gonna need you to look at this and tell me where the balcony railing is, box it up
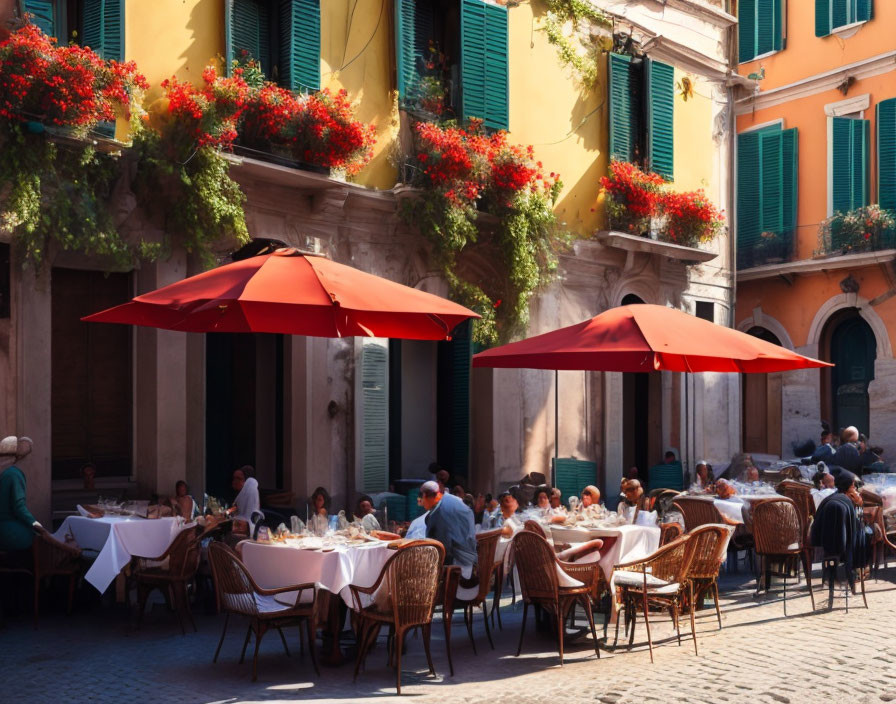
[737,230,794,270]
[818,206,896,256]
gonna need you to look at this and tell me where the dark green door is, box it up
[831,316,876,436]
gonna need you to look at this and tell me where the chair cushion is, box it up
[555,564,584,588]
[614,570,680,595]
[456,584,481,601]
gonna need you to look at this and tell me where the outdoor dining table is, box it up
[52,515,192,593]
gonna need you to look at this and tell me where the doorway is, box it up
[741,326,783,455]
[827,314,876,436]
[51,268,132,479]
[205,333,284,501]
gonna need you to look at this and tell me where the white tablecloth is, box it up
[53,516,191,593]
[549,524,661,581]
[241,540,393,607]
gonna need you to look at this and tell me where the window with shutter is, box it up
[23,0,57,37]
[395,0,437,105]
[280,0,320,92]
[360,341,389,493]
[830,116,869,214]
[817,0,873,36]
[878,98,896,212]
[647,60,674,180]
[460,0,508,130]
[225,1,320,92]
[737,127,799,268]
[81,0,123,61]
[739,0,782,62]
[608,53,643,163]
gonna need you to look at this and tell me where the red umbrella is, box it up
[83,248,478,340]
[473,304,831,466]
[473,304,829,373]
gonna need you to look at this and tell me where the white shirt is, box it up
[233,477,260,530]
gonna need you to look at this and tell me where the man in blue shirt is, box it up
[420,480,477,576]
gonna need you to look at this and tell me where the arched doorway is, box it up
[742,326,783,456]
[824,312,876,436]
[620,295,660,480]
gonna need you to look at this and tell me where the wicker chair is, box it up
[523,519,548,539]
[613,534,696,663]
[135,525,202,634]
[32,531,83,627]
[683,524,730,630]
[511,529,600,666]
[672,497,724,531]
[650,489,683,519]
[208,542,318,682]
[351,539,444,695]
[752,497,815,615]
[860,504,896,574]
[442,529,501,675]
[659,522,683,546]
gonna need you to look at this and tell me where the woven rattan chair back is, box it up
[659,522,683,546]
[34,532,81,577]
[650,535,694,584]
[672,497,724,532]
[686,524,730,580]
[162,527,202,579]
[860,489,883,507]
[208,542,260,617]
[471,529,501,603]
[523,520,548,539]
[752,497,801,555]
[382,540,444,629]
[512,530,558,602]
[777,480,815,520]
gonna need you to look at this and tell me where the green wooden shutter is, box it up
[395,0,435,104]
[878,98,896,212]
[361,342,388,493]
[280,0,320,92]
[856,0,872,22]
[609,53,635,162]
[737,131,762,265]
[851,118,869,209]
[773,0,783,51]
[226,0,269,75]
[647,59,674,180]
[759,130,784,235]
[460,0,508,130]
[781,128,799,236]
[24,0,56,36]
[816,0,831,36]
[447,321,471,477]
[756,0,776,56]
[832,0,849,28]
[738,0,756,62]
[82,0,123,60]
[832,117,869,213]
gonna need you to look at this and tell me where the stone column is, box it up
[869,358,896,462]
[781,343,822,457]
[603,371,624,500]
[17,266,52,525]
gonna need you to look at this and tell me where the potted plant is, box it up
[599,160,665,237]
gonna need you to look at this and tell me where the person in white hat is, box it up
[0,436,45,552]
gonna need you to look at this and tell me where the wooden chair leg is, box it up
[443,606,454,676]
[239,624,252,664]
[277,626,291,657]
[481,601,494,650]
[556,600,566,666]
[713,581,723,629]
[353,620,371,682]
[395,628,404,695]
[251,624,266,682]
[422,623,436,677]
[306,617,320,676]
[860,568,868,609]
[213,613,229,663]
[181,583,197,632]
[67,574,76,615]
[583,597,600,659]
[516,601,528,656]
[33,575,40,630]
[642,591,654,664]
[688,583,698,656]
[463,604,477,655]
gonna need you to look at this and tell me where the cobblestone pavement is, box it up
[4,567,896,704]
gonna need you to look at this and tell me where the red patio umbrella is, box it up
[83,248,478,340]
[472,303,831,466]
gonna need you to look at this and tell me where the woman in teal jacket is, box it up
[0,436,42,551]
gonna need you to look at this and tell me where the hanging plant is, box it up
[402,119,564,345]
[0,24,147,266]
[542,0,612,89]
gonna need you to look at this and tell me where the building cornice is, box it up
[663,0,737,27]
[737,250,896,282]
[735,50,896,115]
[595,230,718,268]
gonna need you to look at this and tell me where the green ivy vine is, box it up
[0,123,135,267]
[542,0,612,89]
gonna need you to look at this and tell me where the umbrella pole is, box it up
[554,369,559,461]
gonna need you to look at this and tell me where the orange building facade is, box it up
[734,0,896,460]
